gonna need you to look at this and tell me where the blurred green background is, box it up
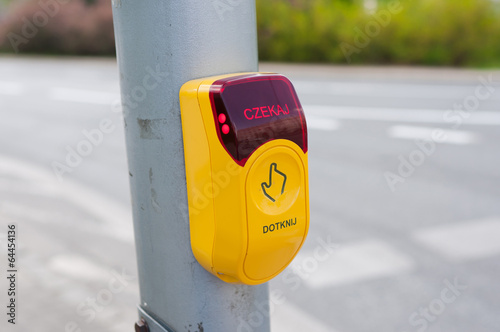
[0,0,499,67]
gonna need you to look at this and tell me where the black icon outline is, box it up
[261,163,287,202]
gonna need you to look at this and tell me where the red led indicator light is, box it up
[222,124,230,134]
[218,113,227,123]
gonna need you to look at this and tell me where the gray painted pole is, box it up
[111,1,270,331]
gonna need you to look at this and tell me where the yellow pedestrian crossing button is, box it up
[180,73,309,285]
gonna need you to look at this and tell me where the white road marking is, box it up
[296,240,415,289]
[272,302,337,332]
[49,87,119,105]
[0,155,133,243]
[0,81,24,95]
[295,81,500,100]
[306,115,340,131]
[48,254,111,281]
[413,218,500,262]
[387,125,479,145]
[305,105,500,126]
[0,201,54,224]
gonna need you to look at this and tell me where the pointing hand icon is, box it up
[261,163,287,202]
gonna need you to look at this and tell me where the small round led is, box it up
[222,124,230,134]
[218,113,226,124]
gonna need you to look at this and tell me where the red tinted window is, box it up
[209,74,307,166]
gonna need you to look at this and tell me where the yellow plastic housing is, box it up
[179,73,309,285]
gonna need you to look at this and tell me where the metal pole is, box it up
[111,1,269,331]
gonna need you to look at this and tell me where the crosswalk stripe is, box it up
[387,125,479,145]
[413,218,500,262]
[294,240,415,289]
[306,115,340,131]
[49,87,118,105]
[0,81,24,95]
[272,302,337,332]
[305,105,500,126]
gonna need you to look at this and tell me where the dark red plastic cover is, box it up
[209,73,307,166]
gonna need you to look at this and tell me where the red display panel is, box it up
[209,74,307,166]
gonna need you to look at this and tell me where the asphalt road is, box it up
[0,57,499,332]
